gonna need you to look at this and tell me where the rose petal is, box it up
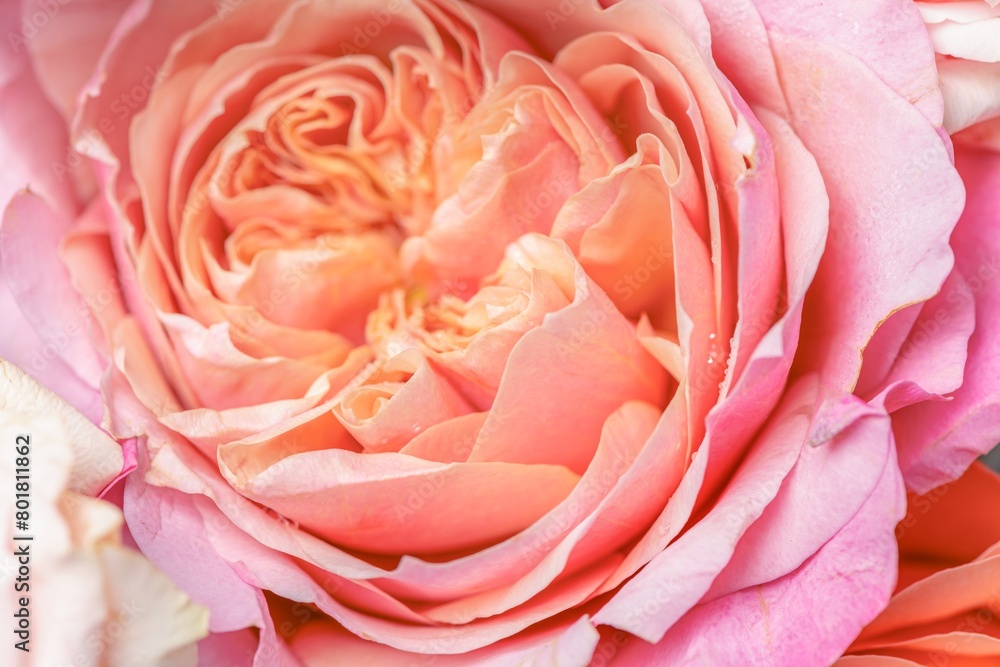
[288,615,601,666]
[938,57,1000,134]
[890,147,1000,492]
[750,0,944,125]
[772,31,962,395]
[219,444,579,555]
[466,235,667,474]
[0,272,104,424]
[705,397,895,601]
[22,0,133,122]
[0,360,121,494]
[333,349,474,453]
[895,463,1000,586]
[0,0,77,217]
[1,192,106,386]
[614,426,904,665]
[592,377,816,642]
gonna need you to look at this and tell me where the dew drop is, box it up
[380,437,389,446]
[706,332,724,368]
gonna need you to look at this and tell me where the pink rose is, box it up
[0,0,994,665]
[0,362,208,665]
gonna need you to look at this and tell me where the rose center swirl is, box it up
[155,4,739,559]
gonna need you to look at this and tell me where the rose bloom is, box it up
[2,0,999,665]
[836,463,1000,667]
[0,362,207,665]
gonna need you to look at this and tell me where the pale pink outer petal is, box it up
[0,1,77,219]
[0,360,120,495]
[938,57,1000,134]
[1,193,105,387]
[857,271,976,414]
[611,430,904,666]
[748,0,945,125]
[22,0,134,122]
[60,199,131,358]
[0,276,104,424]
[918,0,1000,63]
[697,0,785,114]
[890,146,1000,493]
[705,397,895,600]
[0,194,129,426]
[770,31,961,395]
[71,0,216,174]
